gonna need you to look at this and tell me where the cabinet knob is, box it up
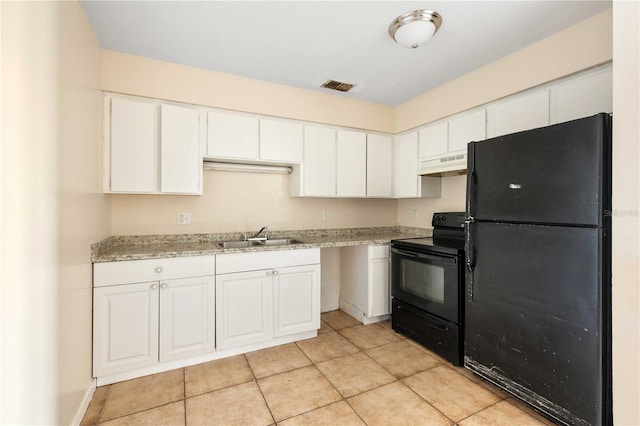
[266,271,272,276]
[150,283,158,289]
[273,270,279,276]
[155,267,163,273]
[160,283,168,289]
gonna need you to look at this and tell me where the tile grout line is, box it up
[92,385,111,425]
[247,353,277,425]
[182,368,187,425]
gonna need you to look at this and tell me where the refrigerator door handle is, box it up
[465,219,475,302]
[465,220,475,272]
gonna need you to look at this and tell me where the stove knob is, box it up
[441,216,446,222]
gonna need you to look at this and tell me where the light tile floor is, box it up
[82,310,558,426]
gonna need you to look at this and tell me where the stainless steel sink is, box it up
[261,238,304,246]
[220,240,262,249]
[219,238,304,249]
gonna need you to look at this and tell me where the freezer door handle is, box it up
[466,143,476,218]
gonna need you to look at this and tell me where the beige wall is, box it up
[395,9,613,133]
[1,1,109,424]
[102,50,394,133]
[111,170,396,235]
[612,2,640,424]
[2,2,59,422]
[396,9,613,229]
[57,2,110,424]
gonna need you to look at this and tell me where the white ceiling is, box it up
[80,1,611,106]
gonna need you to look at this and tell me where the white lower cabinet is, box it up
[93,256,215,378]
[93,281,160,376]
[159,276,215,362]
[216,249,321,350]
[215,270,274,350]
[273,265,321,337]
[339,244,390,324]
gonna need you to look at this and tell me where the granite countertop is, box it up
[91,226,432,263]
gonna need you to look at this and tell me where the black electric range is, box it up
[390,212,465,365]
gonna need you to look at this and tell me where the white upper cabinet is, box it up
[396,132,441,198]
[207,111,259,160]
[550,66,612,124]
[366,133,393,198]
[487,90,549,138]
[109,97,156,193]
[448,109,486,152]
[259,119,303,163]
[105,95,204,195]
[161,104,202,194]
[418,121,448,159]
[395,132,419,198]
[336,130,366,197]
[302,125,337,197]
[417,117,476,176]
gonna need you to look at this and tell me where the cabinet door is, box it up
[366,133,393,197]
[207,111,259,160]
[159,276,215,362]
[216,270,273,349]
[336,130,366,197]
[488,90,549,138]
[368,255,390,318]
[551,67,612,124]
[109,98,156,193]
[395,132,419,198]
[93,282,159,376]
[273,264,321,337]
[303,126,336,197]
[161,104,202,194]
[260,119,303,163]
[448,110,486,152]
[418,121,448,159]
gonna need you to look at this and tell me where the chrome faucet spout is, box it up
[248,226,268,240]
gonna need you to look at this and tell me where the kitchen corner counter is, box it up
[91,226,432,263]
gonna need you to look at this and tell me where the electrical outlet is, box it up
[412,209,418,220]
[322,210,330,221]
[177,212,192,225]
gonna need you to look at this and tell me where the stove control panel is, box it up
[432,212,466,229]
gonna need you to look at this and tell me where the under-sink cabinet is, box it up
[215,248,321,350]
[92,256,215,378]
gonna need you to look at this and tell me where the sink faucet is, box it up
[246,226,268,241]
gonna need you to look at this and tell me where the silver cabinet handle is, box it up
[273,270,279,276]
[266,271,272,276]
[160,283,168,289]
[151,283,158,289]
[155,267,163,273]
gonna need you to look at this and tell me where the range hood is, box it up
[418,152,467,176]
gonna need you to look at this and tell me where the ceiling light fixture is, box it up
[388,10,442,49]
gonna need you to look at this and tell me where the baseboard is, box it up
[339,298,364,322]
[71,378,96,426]
[321,293,340,313]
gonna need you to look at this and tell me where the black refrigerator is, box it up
[464,113,612,426]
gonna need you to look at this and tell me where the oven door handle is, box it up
[391,248,456,264]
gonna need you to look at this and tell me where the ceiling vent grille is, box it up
[321,79,355,92]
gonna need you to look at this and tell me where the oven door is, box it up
[391,247,460,323]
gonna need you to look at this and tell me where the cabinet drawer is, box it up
[94,256,215,287]
[369,244,389,259]
[216,248,320,275]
